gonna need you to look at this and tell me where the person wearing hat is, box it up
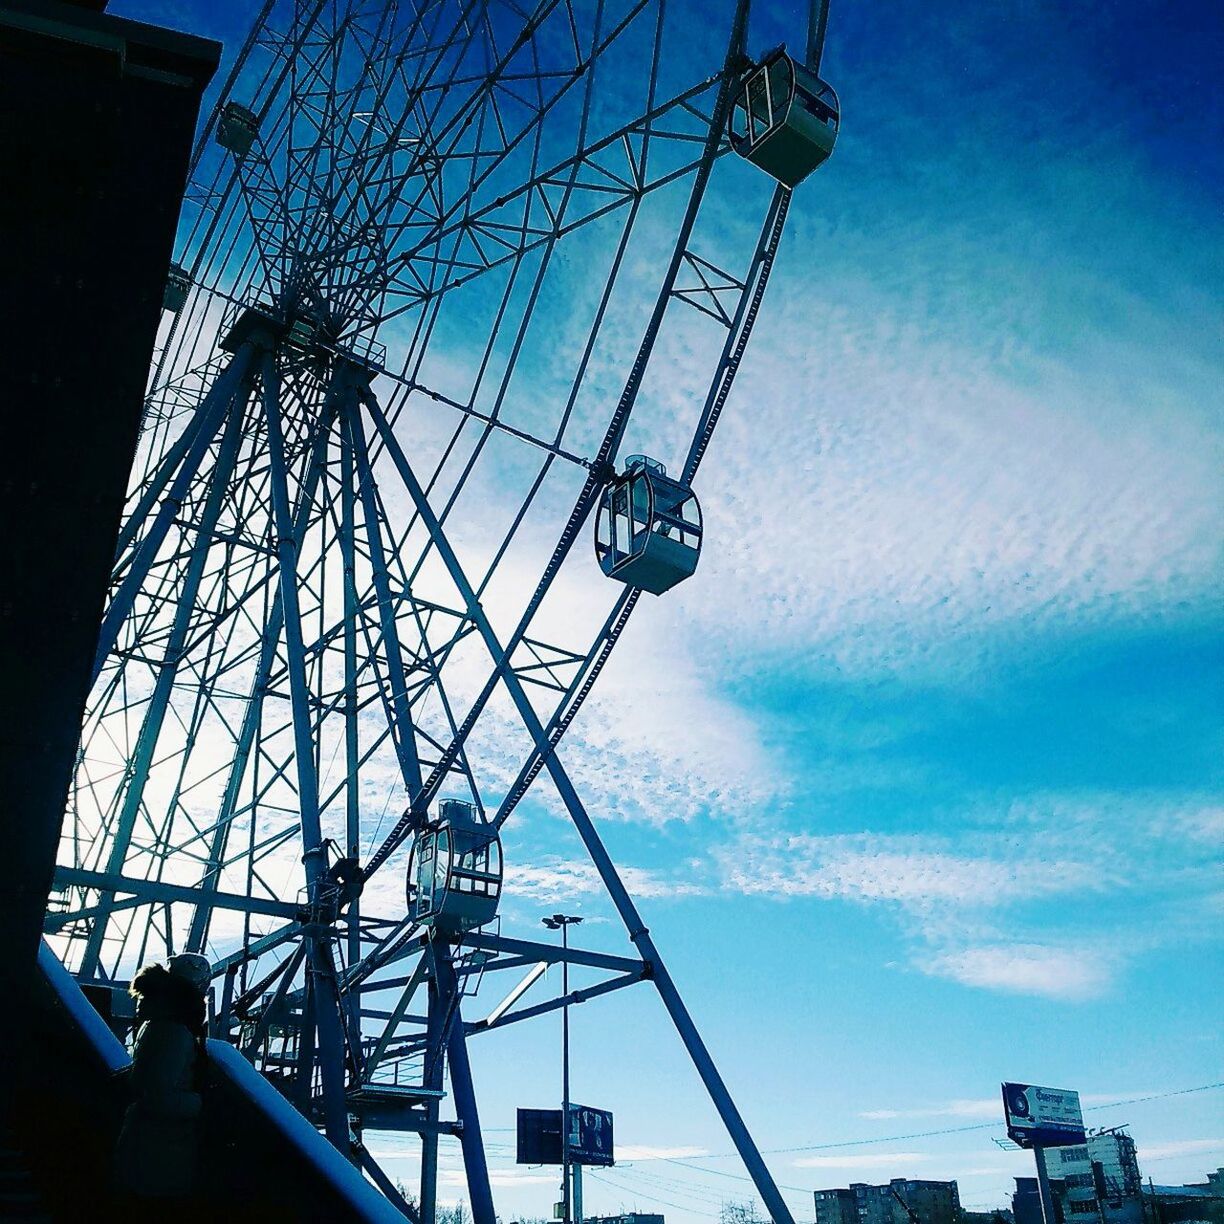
[114,952,212,1212]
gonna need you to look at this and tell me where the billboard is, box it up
[518,1108,563,1165]
[568,1104,614,1167]
[517,1105,615,1167]
[1002,1083,1085,1148]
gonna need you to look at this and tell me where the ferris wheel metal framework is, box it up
[46,0,839,1220]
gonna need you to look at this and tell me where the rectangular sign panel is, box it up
[1002,1083,1086,1149]
[567,1103,615,1167]
[517,1105,615,1166]
[518,1108,562,1165]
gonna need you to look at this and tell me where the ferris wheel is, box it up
[47,0,839,1219]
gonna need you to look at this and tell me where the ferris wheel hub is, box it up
[219,302,385,375]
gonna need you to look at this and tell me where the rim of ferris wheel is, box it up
[595,455,702,595]
[215,99,259,157]
[407,801,503,938]
[729,46,840,187]
[163,262,191,313]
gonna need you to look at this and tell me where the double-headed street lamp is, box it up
[542,913,583,1224]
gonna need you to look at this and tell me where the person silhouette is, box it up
[114,952,211,1214]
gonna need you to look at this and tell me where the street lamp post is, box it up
[543,913,583,1224]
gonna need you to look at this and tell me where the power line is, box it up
[605,1168,738,1208]
[661,1081,1224,1179]
[615,1164,810,1207]
[586,1169,720,1219]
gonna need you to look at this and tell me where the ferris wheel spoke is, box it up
[364,29,736,873]
[341,0,567,242]
[381,72,714,316]
[377,0,648,262]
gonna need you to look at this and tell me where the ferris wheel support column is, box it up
[184,387,339,955]
[338,387,363,1056]
[363,397,797,1224]
[91,343,257,687]
[78,372,253,978]
[435,944,496,1224]
[419,950,446,1224]
[261,350,351,1153]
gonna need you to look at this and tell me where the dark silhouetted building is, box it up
[816,1178,962,1224]
[587,1215,665,1224]
[1012,1178,1043,1224]
[815,1188,861,1224]
[1148,1170,1224,1224]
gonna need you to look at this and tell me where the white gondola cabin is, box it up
[407,800,502,936]
[729,48,839,187]
[217,101,260,158]
[595,456,702,596]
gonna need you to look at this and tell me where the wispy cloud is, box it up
[616,1145,710,1162]
[716,832,1101,909]
[1136,1138,1224,1162]
[794,1152,931,1170]
[504,856,704,903]
[859,1099,1000,1121]
[711,794,1222,1000]
[917,942,1115,1001]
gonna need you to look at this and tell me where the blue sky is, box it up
[116,0,1222,1219]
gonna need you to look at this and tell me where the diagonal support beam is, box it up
[80,378,252,977]
[365,953,430,1080]
[363,380,797,1224]
[92,343,256,687]
[467,969,644,1036]
[460,930,643,975]
[344,380,425,798]
[186,379,340,954]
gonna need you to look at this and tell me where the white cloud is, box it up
[709,795,1224,1000]
[919,943,1113,1001]
[615,1145,710,1162]
[504,857,704,903]
[859,1099,1000,1121]
[670,201,1224,683]
[1135,1138,1224,1162]
[794,1152,930,1170]
[440,1169,558,1187]
[717,833,1097,909]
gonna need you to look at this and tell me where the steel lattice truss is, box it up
[46,1,834,1220]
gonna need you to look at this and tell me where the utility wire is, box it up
[586,1169,722,1218]
[663,1082,1224,1175]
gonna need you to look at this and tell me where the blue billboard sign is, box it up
[517,1104,615,1167]
[1002,1082,1085,1149]
[568,1103,614,1167]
